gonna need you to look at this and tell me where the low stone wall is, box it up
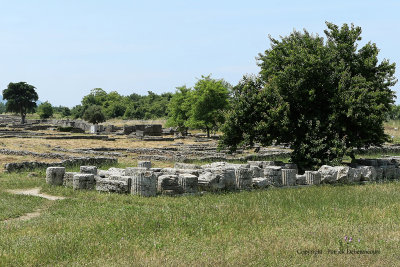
[45,157,400,197]
[5,157,117,172]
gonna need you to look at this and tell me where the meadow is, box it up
[1,170,400,266]
[0,120,400,266]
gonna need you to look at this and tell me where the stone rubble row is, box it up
[46,158,400,197]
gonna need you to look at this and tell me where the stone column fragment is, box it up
[235,168,252,190]
[131,170,157,197]
[46,167,65,186]
[305,171,321,185]
[281,169,296,186]
[178,173,198,193]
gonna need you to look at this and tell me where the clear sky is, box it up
[1,0,399,107]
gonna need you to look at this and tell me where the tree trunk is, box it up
[206,127,210,138]
[20,112,26,124]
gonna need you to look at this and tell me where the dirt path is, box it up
[2,188,66,223]
[6,187,66,200]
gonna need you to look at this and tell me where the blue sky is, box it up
[1,0,399,107]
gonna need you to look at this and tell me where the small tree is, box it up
[83,105,106,124]
[37,101,54,119]
[187,75,230,137]
[2,82,39,124]
[166,86,192,135]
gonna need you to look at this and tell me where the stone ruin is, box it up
[45,157,400,197]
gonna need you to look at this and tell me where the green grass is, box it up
[1,171,400,266]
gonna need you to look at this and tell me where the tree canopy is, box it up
[220,22,397,171]
[166,85,192,135]
[83,105,106,124]
[37,101,54,119]
[2,82,39,124]
[186,75,231,137]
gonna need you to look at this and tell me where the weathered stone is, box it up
[131,171,157,197]
[264,166,282,186]
[80,166,97,175]
[284,163,298,171]
[96,179,129,194]
[382,165,396,180]
[157,174,183,195]
[108,167,126,176]
[318,165,335,183]
[138,161,152,169]
[160,168,179,175]
[357,166,377,181]
[281,169,297,186]
[250,166,263,178]
[73,173,95,190]
[125,167,148,176]
[305,171,321,185]
[252,177,271,188]
[63,171,78,187]
[235,168,252,190]
[347,168,362,183]
[46,167,65,186]
[174,162,201,169]
[296,174,307,185]
[109,175,133,193]
[178,173,198,193]
[198,167,236,191]
[375,167,384,180]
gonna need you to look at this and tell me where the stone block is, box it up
[235,168,252,190]
[178,173,198,193]
[131,170,157,197]
[264,166,282,186]
[46,167,65,186]
[73,174,95,190]
[252,177,271,188]
[250,166,263,178]
[138,161,152,169]
[125,167,148,176]
[305,171,321,185]
[281,169,297,186]
[96,179,129,194]
[356,166,376,181]
[296,174,307,185]
[157,174,183,195]
[63,171,78,187]
[174,163,201,169]
[109,175,133,193]
[80,166,98,175]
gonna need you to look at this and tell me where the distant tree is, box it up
[220,22,396,170]
[387,104,400,120]
[37,101,54,119]
[2,82,39,124]
[0,102,6,114]
[83,105,106,124]
[71,105,84,119]
[187,75,230,137]
[61,107,71,117]
[166,86,192,135]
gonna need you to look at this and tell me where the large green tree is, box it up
[2,82,39,124]
[220,22,396,171]
[187,75,231,137]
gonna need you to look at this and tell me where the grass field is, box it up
[1,171,400,266]
[1,119,400,266]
